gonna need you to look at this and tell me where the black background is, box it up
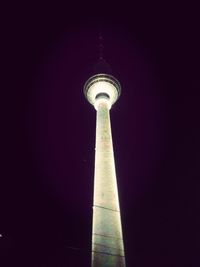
[1,1,199,266]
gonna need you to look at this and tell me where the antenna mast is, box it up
[98,28,104,60]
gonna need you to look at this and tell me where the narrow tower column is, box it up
[84,74,126,267]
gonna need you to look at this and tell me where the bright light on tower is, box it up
[84,74,121,110]
[84,72,126,267]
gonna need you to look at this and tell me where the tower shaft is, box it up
[92,99,125,267]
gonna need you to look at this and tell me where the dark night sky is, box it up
[1,1,199,266]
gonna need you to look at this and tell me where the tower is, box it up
[84,60,126,267]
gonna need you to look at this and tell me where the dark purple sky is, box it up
[1,1,199,266]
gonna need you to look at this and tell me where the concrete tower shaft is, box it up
[84,74,126,267]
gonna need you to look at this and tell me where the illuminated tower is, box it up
[84,60,126,267]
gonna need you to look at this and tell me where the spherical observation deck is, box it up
[83,74,121,109]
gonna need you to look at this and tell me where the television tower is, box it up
[84,35,126,267]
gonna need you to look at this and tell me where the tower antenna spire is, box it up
[98,28,104,60]
[93,25,112,75]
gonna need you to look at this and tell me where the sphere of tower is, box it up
[93,58,112,75]
[83,74,121,110]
